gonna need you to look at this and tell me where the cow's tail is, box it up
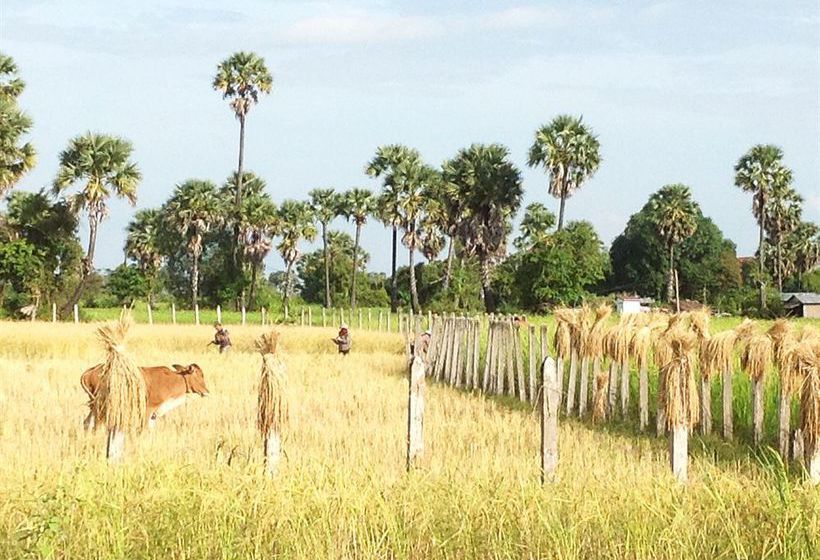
[79,368,96,405]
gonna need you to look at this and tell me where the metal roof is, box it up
[783,293,820,306]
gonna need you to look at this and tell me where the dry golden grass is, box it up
[0,321,818,559]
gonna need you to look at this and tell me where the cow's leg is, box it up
[83,410,96,431]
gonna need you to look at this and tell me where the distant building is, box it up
[782,293,820,318]
[616,296,652,314]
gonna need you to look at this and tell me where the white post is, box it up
[322,307,327,327]
[639,362,649,431]
[216,305,222,323]
[73,304,79,324]
[242,306,247,326]
[541,357,559,483]
[52,303,57,323]
[171,303,177,324]
[308,307,313,327]
[264,431,282,477]
[722,368,733,441]
[407,356,426,471]
[808,445,820,485]
[301,308,305,326]
[387,311,392,332]
[528,326,537,403]
[379,310,384,331]
[106,429,125,463]
[670,425,688,483]
[195,304,200,326]
[358,308,363,329]
[147,303,153,325]
[261,307,266,326]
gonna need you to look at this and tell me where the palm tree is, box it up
[222,172,278,308]
[125,208,163,306]
[339,188,375,310]
[783,221,820,290]
[366,144,422,312]
[648,184,698,310]
[164,180,224,309]
[213,52,273,299]
[443,144,523,312]
[53,133,141,312]
[764,184,802,292]
[276,200,317,317]
[309,188,341,309]
[0,53,36,195]
[734,144,793,309]
[528,115,601,230]
[514,202,556,250]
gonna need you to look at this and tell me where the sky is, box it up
[2,0,819,274]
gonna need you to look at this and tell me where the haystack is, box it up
[256,331,288,437]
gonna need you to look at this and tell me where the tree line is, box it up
[0,51,817,318]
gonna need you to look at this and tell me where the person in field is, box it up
[210,322,232,353]
[332,324,351,355]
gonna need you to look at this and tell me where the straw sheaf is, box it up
[93,315,147,433]
[733,319,756,344]
[780,339,806,397]
[798,325,819,344]
[613,314,637,364]
[703,330,737,379]
[740,334,772,382]
[592,369,609,423]
[256,331,288,435]
[553,308,575,360]
[574,305,595,358]
[630,327,653,369]
[660,329,700,429]
[767,319,794,372]
[585,304,612,358]
[796,341,820,452]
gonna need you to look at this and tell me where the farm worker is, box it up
[210,322,232,354]
[332,324,351,355]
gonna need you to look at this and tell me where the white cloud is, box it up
[282,12,442,44]
[480,4,614,30]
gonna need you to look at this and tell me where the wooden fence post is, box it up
[195,304,200,326]
[701,376,712,436]
[620,359,629,417]
[528,326,537,403]
[367,308,372,330]
[657,372,667,437]
[322,307,327,327]
[514,325,526,401]
[216,305,222,323]
[52,303,57,323]
[639,361,649,431]
[578,356,589,417]
[722,368,733,441]
[308,307,312,326]
[607,358,618,416]
[358,309,363,330]
[566,350,578,415]
[752,377,764,447]
[482,321,494,392]
[261,307,267,326]
[407,356,426,471]
[387,311,392,332]
[379,310,384,331]
[471,319,480,389]
[670,424,688,483]
[541,357,559,483]
[147,303,153,325]
[171,303,177,325]
[242,306,247,326]
[73,304,79,324]
[300,308,305,326]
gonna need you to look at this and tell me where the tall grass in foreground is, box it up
[0,323,818,559]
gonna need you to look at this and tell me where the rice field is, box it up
[1,320,818,559]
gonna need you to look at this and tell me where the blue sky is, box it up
[3,1,818,274]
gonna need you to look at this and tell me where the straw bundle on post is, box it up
[741,333,773,447]
[631,326,653,431]
[768,320,795,458]
[791,337,820,482]
[575,306,594,417]
[256,331,288,477]
[704,328,739,441]
[94,315,147,463]
[554,308,577,415]
[660,329,699,483]
[582,305,610,418]
[617,316,636,418]
[689,310,712,435]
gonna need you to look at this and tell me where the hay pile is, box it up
[587,304,612,360]
[630,326,653,371]
[553,308,574,361]
[93,315,147,433]
[660,328,699,430]
[256,331,288,436]
[740,333,773,383]
[793,333,820,454]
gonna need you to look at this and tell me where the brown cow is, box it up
[80,364,209,430]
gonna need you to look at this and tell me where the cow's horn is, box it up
[172,364,185,372]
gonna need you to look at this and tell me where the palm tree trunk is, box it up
[191,249,200,310]
[443,236,455,290]
[479,255,495,313]
[758,191,766,310]
[351,223,361,310]
[409,222,419,313]
[235,114,247,310]
[249,260,259,310]
[667,244,675,304]
[776,238,783,292]
[557,192,567,231]
[284,259,294,317]
[390,225,398,313]
[63,212,99,315]
[322,223,332,308]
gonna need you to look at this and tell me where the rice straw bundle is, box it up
[733,319,756,344]
[256,331,288,437]
[553,308,574,361]
[740,333,773,383]
[798,325,819,344]
[593,370,609,423]
[631,327,653,370]
[796,340,820,464]
[575,305,595,358]
[703,330,737,379]
[586,304,612,359]
[768,319,794,371]
[93,314,147,434]
[661,329,700,430]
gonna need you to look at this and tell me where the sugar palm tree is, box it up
[764,184,802,292]
[339,188,375,310]
[514,202,556,250]
[783,221,820,290]
[0,53,36,195]
[367,144,422,312]
[648,184,698,310]
[276,200,317,317]
[309,188,341,309]
[125,208,163,306]
[528,115,601,230]
[53,133,141,313]
[443,144,523,312]
[164,180,224,309]
[734,144,793,309]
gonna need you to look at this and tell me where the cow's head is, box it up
[172,364,209,396]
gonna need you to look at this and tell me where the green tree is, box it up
[514,202,556,250]
[309,188,341,309]
[53,133,141,313]
[782,221,820,290]
[734,144,793,309]
[125,209,163,306]
[107,264,148,305]
[276,200,317,317]
[0,239,42,312]
[444,144,523,312]
[367,144,422,312]
[648,184,698,310]
[213,52,273,297]
[163,180,224,309]
[528,115,601,230]
[0,53,36,196]
[339,188,375,310]
[763,184,802,291]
